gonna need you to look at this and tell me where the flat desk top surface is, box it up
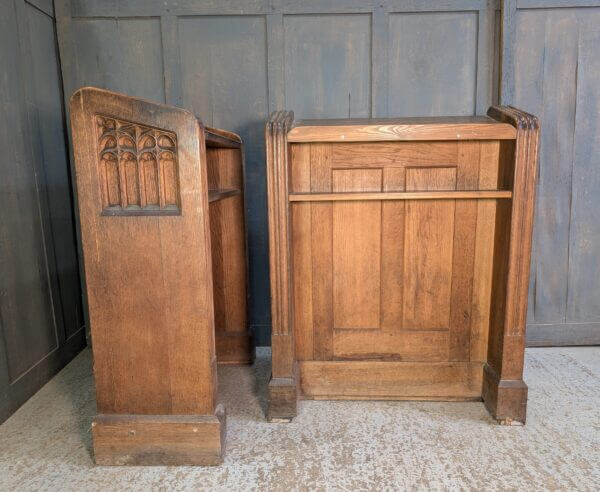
[287,115,516,142]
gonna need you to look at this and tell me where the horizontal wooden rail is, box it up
[289,191,512,202]
[208,188,241,203]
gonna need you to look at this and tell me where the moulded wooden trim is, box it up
[266,111,296,380]
[289,191,513,202]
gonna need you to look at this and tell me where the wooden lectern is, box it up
[266,107,539,425]
[70,87,252,465]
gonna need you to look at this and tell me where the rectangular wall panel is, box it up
[388,12,479,116]
[178,16,270,341]
[71,18,165,103]
[27,4,83,340]
[515,7,600,344]
[283,14,371,119]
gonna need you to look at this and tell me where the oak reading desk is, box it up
[70,87,252,465]
[266,107,539,425]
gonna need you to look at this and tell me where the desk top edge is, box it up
[286,115,517,142]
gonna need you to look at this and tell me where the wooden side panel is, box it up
[71,88,216,416]
[332,169,382,330]
[209,196,246,334]
[403,168,456,330]
[266,111,295,381]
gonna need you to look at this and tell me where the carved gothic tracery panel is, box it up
[96,115,180,215]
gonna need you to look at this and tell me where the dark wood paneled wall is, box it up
[503,1,600,345]
[0,0,85,424]
[55,0,502,346]
[51,0,600,347]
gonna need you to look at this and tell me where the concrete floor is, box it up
[0,347,599,491]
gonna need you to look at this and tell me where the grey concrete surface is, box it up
[1,347,599,490]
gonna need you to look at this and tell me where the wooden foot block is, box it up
[92,405,226,465]
[216,333,255,365]
[268,377,297,422]
[482,364,528,425]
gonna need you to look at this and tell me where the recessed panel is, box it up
[388,12,477,116]
[71,18,165,102]
[284,14,371,119]
[403,168,457,330]
[332,169,382,330]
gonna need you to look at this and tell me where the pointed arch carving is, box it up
[96,115,180,215]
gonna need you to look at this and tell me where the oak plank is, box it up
[403,168,456,330]
[332,169,382,330]
[381,168,405,332]
[330,141,458,168]
[470,142,500,362]
[310,144,333,360]
[332,331,449,362]
[292,202,313,360]
[291,143,313,360]
[299,361,483,399]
